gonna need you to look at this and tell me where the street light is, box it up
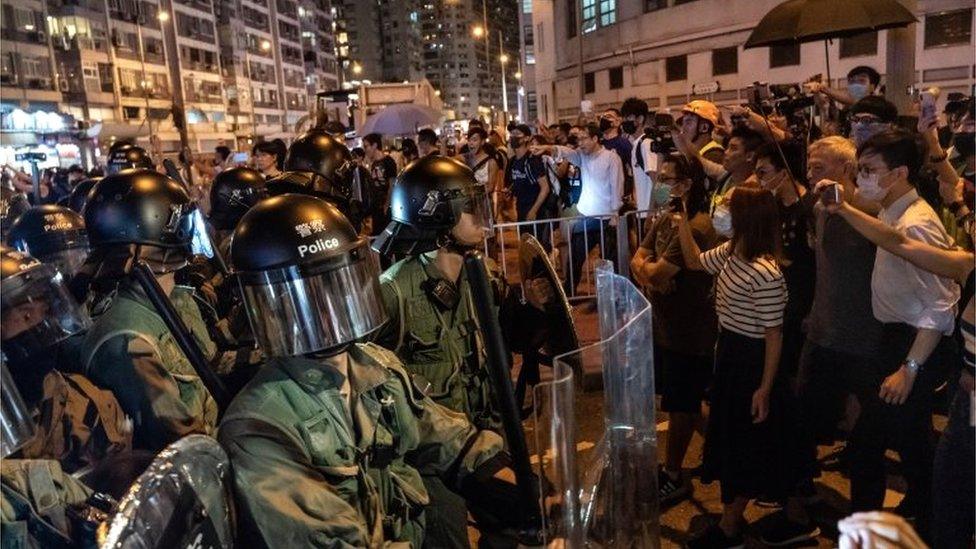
[157,10,169,23]
[352,63,363,76]
[499,53,509,64]
[472,25,485,38]
[514,71,522,80]
[260,39,271,52]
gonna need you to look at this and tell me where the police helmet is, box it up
[65,177,101,214]
[209,167,267,231]
[372,155,490,257]
[7,205,89,278]
[230,194,386,357]
[106,144,154,175]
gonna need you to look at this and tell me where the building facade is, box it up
[517,0,537,121]
[0,0,340,170]
[535,0,975,122]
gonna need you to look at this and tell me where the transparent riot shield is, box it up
[535,259,659,548]
[100,435,234,549]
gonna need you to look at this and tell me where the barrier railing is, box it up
[484,209,659,300]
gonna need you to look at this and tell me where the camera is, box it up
[646,113,676,154]
[748,81,815,117]
[14,152,46,162]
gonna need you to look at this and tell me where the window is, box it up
[536,22,544,52]
[608,66,623,89]
[839,31,877,58]
[924,9,972,48]
[581,0,614,33]
[665,54,687,81]
[769,42,800,67]
[712,46,737,75]
[645,0,665,11]
[567,0,577,38]
[674,0,698,4]
[524,24,534,64]
[584,71,595,94]
[522,0,532,13]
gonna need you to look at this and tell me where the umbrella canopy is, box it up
[744,0,916,49]
[359,103,443,137]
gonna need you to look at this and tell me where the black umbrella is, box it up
[744,0,917,80]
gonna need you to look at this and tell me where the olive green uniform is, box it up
[77,279,219,452]
[0,460,94,549]
[218,342,504,548]
[376,253,501,432]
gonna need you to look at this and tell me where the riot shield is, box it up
[537,259,659,548]
[99,434,234,549]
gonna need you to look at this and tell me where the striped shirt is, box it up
[699,241,788,339]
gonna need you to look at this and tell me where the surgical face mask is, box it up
[712,204,733,238]
[952,132,975,157]
[847,82,869,102]
[599,118,613,133]
[651,182,672,208]
[508,136,523,149]
[621,120,638,135]
[851,122,887,147]
[856,172,889,202]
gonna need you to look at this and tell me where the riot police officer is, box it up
[74,169,221,452]
[267,129,365,229]
[208,166,266,257]
[63,176,101,214]
[1,246,132,471]
[105,143,154,175]
[219,193,517,548]
[1,185,31,239]
[7,204,89,280]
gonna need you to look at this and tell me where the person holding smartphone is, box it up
[630,154,716,506]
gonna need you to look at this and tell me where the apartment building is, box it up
[534,0,974,122]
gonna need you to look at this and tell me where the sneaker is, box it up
[686,523,744,549]
[758,513,821,547]
[658,467,691,504]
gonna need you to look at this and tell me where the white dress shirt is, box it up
[553,145,623,217]
[872,189,960,334]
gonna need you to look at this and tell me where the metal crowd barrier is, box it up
[484,209,659,300]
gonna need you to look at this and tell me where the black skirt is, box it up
[701,329,793,504]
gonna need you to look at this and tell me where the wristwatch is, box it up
[903,358,922,375]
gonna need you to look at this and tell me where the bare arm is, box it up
[630,247,681,289]
[834,200,973,284]
[526,174,550,221]
[672,213,705,271]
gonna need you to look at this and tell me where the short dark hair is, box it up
[324,121,346,135]
[849,96,898,123]
[558,122,572,134]
[729,186,783,263]
[529,134,551,146]
[661,154,708,218]
[215,145,231,161]
[727,127,765,153]
[252,140,287,170]
[351,147,366,159]
[620,98,649,120]
[754,140,805,183]
[467,127,488,140]
[468,118,484,129]
[363,133,383,148]
[67,164,85,175]
[603,108,621,116]
[401,138,418,158]
[512,123,532,136]
[857,127,923,183]
[417,128,438,146]
[847,65,881,87]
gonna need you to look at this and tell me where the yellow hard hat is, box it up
[678,100,721,127]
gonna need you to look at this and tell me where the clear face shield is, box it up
[0,356,36,458]
[237,241,387,357]
[1,263,92,363]
[446,185,492,248]
[40,247,89,279]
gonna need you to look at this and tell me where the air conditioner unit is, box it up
[58,78,69,92]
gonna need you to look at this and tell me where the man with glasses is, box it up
[848,96,898,148]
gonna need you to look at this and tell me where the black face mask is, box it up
[621,120,638,135]
[598,118,613,133]
[567,135,579,148]
[953,133,975,158]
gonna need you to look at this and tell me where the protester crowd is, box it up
[0,62,973,549]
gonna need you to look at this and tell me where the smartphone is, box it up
[232,152,249,164]
[668,195,684,213]
[820,183,840,205]
[920,87,940,122]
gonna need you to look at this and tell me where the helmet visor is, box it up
[459,185,492,231]
[1,265,92,361]
[239,244,387,357]
[42,248,89,279]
